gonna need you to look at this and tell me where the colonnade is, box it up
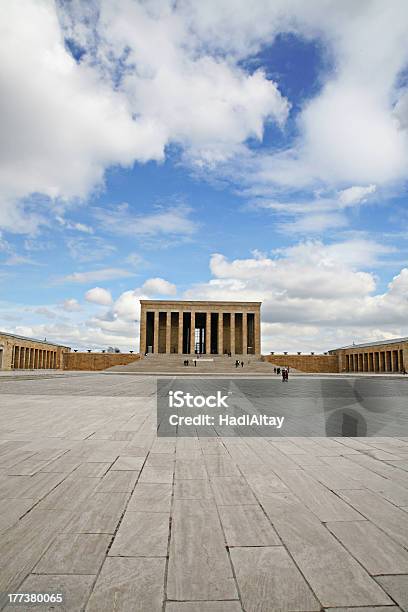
[12,345,58,369]
[345,348,404,372]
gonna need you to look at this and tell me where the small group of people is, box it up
[183,359,198,367]
[274,366,289,381]
[235,359,244,368]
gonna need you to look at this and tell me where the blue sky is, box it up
[1,1,408,352]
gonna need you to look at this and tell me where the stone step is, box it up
[107,355,298,374]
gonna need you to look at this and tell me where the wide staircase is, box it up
[107,354,283,375]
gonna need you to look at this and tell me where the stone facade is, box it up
[333,337,408,373]
[63,352,140,371]
[139,300,261,356]
[0,331,71,371]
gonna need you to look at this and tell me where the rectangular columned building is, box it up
[0,331,71,371]
[333,337,408,373]
[139,300,261,356]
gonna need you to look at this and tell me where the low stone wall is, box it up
[263,354,339,373]
[63,352,140,371]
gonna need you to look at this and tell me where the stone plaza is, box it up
[0,371,408,611]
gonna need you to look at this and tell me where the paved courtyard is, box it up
[0,373,408,611]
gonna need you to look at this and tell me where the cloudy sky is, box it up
[1,0,408,353]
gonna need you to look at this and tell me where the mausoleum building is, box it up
[139,300,261,356]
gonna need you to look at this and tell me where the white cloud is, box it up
[85,287,113,306]
[183,243,408,352]
[66,236,116,263]
[56,216,94,234]
[3,254,38,266]
[242,2,408,191]
[93,204,197,238]
[0,0,290,233]
[109,290,143,323]
[33,307,56,319]
[279,212,347,234]
[337,185,376,207]
[60,267,134,284]
[62,298,82,312]
[249,184,378,234]
[142,278,177,296]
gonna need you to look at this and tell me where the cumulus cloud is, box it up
[0,1,164,233]
[0,0,290,233]
[183,243,408,352]
[337,185,376,207]
[142,278,177,296]
[85,287,113,306]
[61,298,82,312]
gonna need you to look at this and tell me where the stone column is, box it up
[393,350,399,372]
[12,346,18,369]
[403,346,408,372]
[218,313,223,355]
[190,311,195,354]
[165,312,171,354]
[178,312,183,354]
[230,313,235,354]
[242,312,247,356]
[205,312,211,355]
[254,312,261,355]
[153,311,159,354]
[139,308,147,355]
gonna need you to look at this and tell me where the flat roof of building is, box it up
[334,336,408,350]
[140,300,262,306]
[0,330,71,349]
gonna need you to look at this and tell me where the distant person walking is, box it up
[241,361,244,368]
